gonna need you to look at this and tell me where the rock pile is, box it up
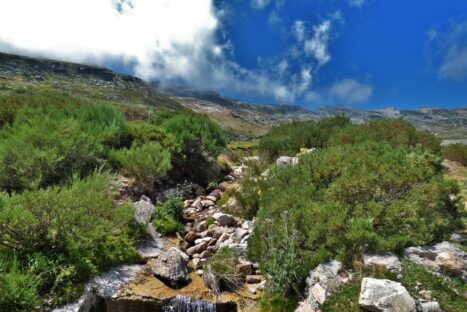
[295,260,352,312]
[404,241,466,281]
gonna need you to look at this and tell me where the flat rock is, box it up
[212,212,235,226]
[363,252,402,273]
[276,156,299,167]
[359,278,416,312]
[418,301,442,312]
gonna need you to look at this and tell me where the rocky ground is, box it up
[54,153,466,312]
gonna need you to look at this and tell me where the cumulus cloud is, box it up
[433,21,467,80]
[0,0,339,103]
[330,79,373,103]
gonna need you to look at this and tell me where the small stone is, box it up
[194,221,207,232]
[186,242,208,256]
[236,263,253,275]
[206,195,218,202]
[418,289,432,300]
[213,212,235,226]
[419,301,442,312]
[184,231,197,243]
[247,287,256,295]
[311,283,326,305]
[196,270,204,276]
[246,275,262,284]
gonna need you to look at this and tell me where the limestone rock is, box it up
[404,241,466,279]
[418,301,442,312]
[133,196,155,225]
[150,248,189,286]
[363,252,403,272]
[358,277,416,312]
[276,156,299,167]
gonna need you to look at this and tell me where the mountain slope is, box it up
[0,52,182,110]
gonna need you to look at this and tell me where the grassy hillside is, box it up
[0,52,182,110]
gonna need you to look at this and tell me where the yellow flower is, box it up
[300,147,308,154]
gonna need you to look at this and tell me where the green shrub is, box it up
[0,173,137,305]
[0,253,40,312]
[205,247,243,291]
[259,116,350,160]
[127,121,180,154]
[243,142,462,294]
[111,142,172,190]
[0,102,130,191]
[329,118,441,154]
[152,195,184,234]
[442,144,467,166]
[154,110,226,183]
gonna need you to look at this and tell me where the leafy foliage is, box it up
[258,116,350,160]
[0,173,138,307]
[152,195,184,234]
[243,142,462,294]
[111,142,172,190]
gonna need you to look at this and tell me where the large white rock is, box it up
[363,252,403,273]
[358,278,416,312]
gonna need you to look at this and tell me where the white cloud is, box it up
[330,79,373,103]
[435,21,467,80]
[293,13,342,68]
[347,0,366,8]
[252,0,271,10]
[0,0,338,103]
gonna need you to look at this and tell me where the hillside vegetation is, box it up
[231,117,465,310]
[0,90,225,310]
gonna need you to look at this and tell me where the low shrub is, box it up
[111,142,172,191]
[442,144,467,166]
[152,195,184,234]
[154,110,226,183]
[258,116,350,160]
[243,142,462,294]
[0,173,138,305]
[0,252,40,312]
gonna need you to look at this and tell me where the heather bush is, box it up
[111,142,172,190]
[0,173,138,306]
[152,195,184,234]
[244,142,462,294]
[442,143,467,166]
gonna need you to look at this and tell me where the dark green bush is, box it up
[0,102,130,192]
[152,195,184,234]
[243,142,462,294]
[0,173,138,305]
[329,118,441,154]
[111,142,172,190]
[442,144,467,166]
[258,116,350,160]
[154,110,226,183]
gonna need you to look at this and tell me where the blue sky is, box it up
[0,0,466,109]
[214,0,467,108]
